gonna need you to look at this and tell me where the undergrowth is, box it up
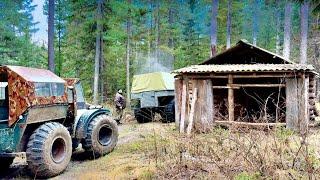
[141,126,320,179]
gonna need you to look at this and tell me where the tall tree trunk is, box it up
[300,1,309,64]
[156,0,160,61]
[48,0,55,72]
[226,0,231,49]
[275,1,281,54]
[210,0,218,57]
[57,0,62,76]
[93,0,103,104]
[168,7,174,48]
[100,35,104,102]
[147,0,152,59]
[283,2,292,60]
[126,0,131,107]
[252,0,258,46]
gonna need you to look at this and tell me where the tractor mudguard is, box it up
[74,108,111,140]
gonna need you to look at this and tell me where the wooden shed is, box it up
[174,40,318,134]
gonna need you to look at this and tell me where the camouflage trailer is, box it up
[0,66,118,178]
[131,72,175,123]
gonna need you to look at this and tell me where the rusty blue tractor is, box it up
[0,66,118,178]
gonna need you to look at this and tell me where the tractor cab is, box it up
[64,78,87,110]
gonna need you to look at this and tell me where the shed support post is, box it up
[286,78,299,130]
[194,80,214,132]
[298,75,309,135]
[187,87,198,135]
[286,75,309,134]
[228,75,234,122]
[180,78,188,133]
[174,78,183,129]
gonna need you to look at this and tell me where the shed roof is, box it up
[200,40,294,65]
[5,66,65,83]
[174,64,315,74]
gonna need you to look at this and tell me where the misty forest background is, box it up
[0,0,319,104]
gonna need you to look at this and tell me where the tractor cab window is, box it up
[34,83,64,97]
[75,82,86,109]
[0,82,8,100]
[0,74,9,121]
[75,82,85,103]
[67,87,74,103]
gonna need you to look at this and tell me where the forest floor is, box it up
[2,117,320,179]
[1,120,175,179]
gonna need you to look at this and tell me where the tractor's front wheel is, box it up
[26,122,72,178]
[83,114,118,157]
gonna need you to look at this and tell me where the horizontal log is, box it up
[186,73,302,79]
[215,121,286,129]
[309,81,316,86]
[212,86,240,89]
[309,101,316,106]
[231,84,285,88]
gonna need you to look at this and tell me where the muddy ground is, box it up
[0,121,173,179]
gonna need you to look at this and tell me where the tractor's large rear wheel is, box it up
[26,122,72,178]
[83,114,118,157]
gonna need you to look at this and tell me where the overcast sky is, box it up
[31,0,47,45]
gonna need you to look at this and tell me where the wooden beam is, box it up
[228,75,234,122]
[215,121,286,129]
[231,84,285,88]
[180,79,187,133]
[212,86,240,89]
[286,78,299,130]
[183,73,298,79]
[187,88,198,135]
[174,78,183,129]
[212,84,285,89]
[298,75,309,135]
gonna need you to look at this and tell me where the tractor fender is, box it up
[73,108,111,140]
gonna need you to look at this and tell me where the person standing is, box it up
[114,89,126,124]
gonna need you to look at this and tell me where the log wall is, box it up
[177,72,314,134]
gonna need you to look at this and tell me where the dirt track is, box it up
[0,122,171,179]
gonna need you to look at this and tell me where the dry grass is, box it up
[53,122,172,180]
[50,122,320,180]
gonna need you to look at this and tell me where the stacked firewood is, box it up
[309,75,318,121]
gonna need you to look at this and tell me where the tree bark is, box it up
[147,0,152,59]
[100,34,105,102]
[156,0,160,61]
[283,2,292,60]
[126,0,131,107]
[48,0,55,72]
[93,0,103,104]
[210,0,218,57]
[300,1,309,64]
[252,0,258,46]
[168,7,174,48]
[226,0,231,49]
[275,0,281,54]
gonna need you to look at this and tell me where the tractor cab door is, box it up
[67,86,77,119]
[74,82,86,110]
[0,73,8,122]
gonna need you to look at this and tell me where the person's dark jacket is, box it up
[114,92,126,109]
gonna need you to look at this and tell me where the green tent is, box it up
[131,72,174,93]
